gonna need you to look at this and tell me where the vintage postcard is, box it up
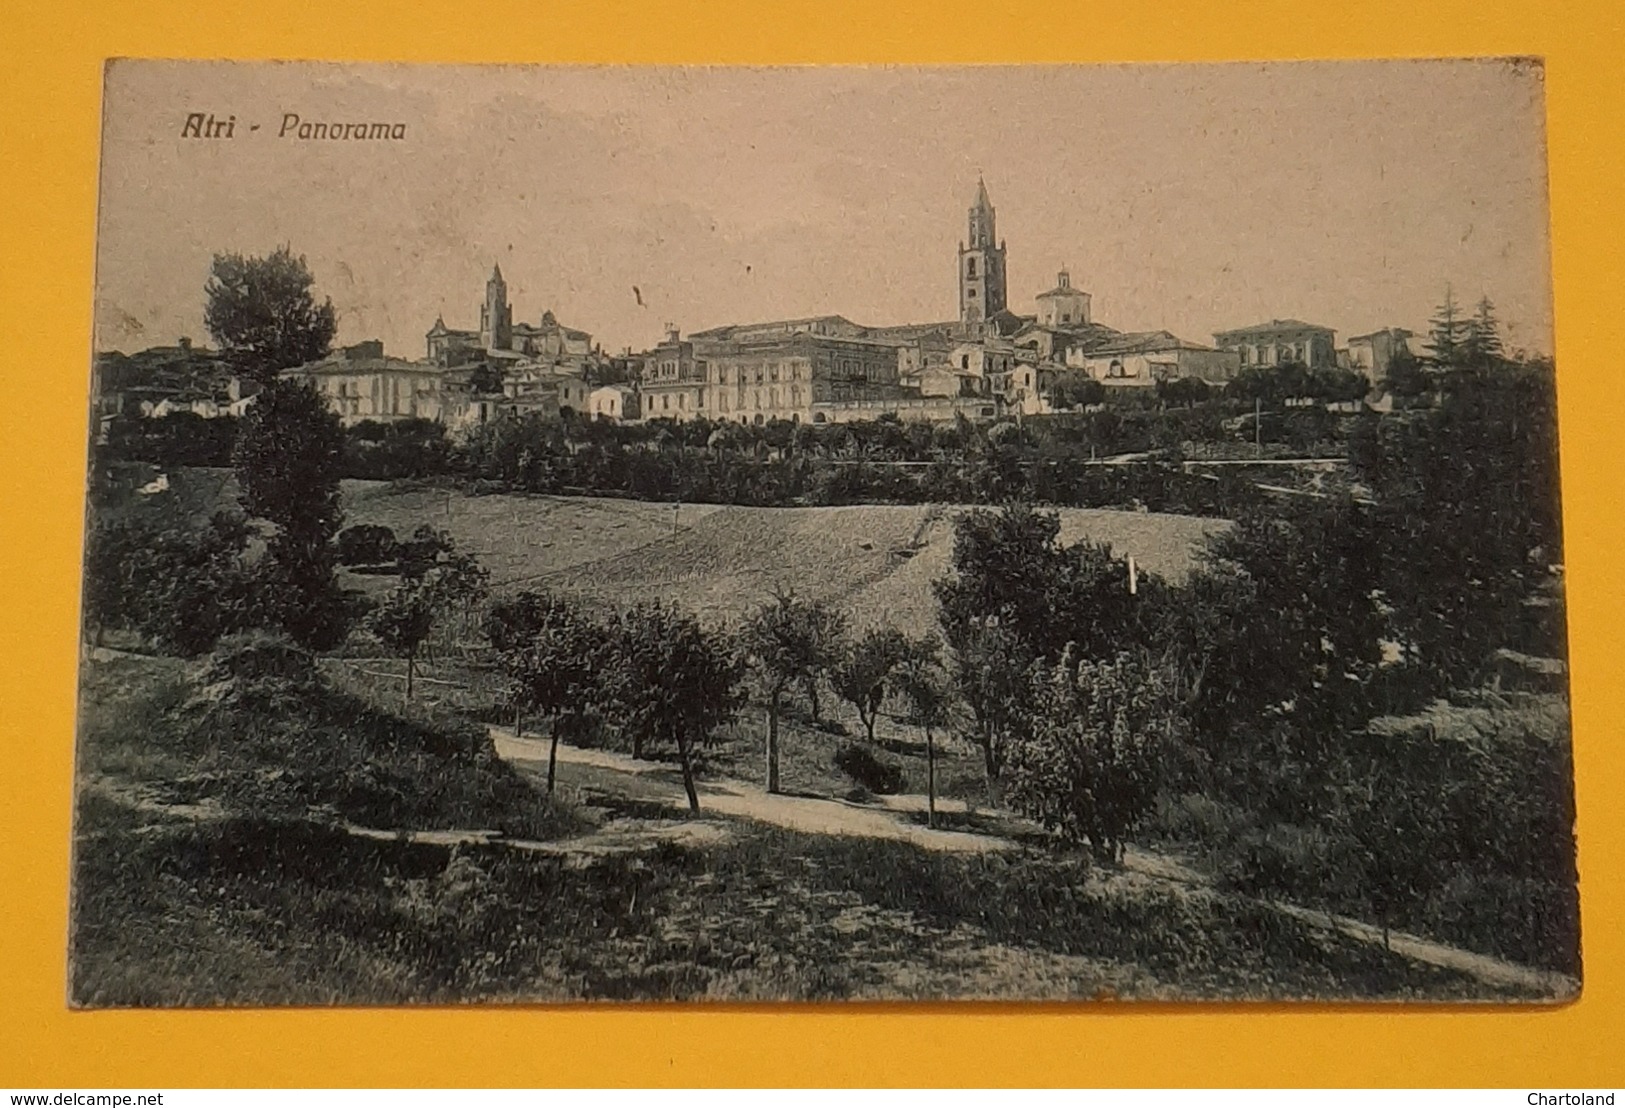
[73,59,1576,1006]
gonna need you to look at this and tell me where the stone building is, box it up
[639,327,706,420]
[637,324,904,425]
[1034,269,1091,328]
[287,343,449,426]
[706,332,901,425]
[1346,327,1415,390]
[1071,331,1241,387]
[1213,319,1338,369]
[590,384,640,421]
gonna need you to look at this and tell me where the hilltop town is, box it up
[76,168,1570,1008]
[93,178,1420,434]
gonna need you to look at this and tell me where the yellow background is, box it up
[2,0,1622,1087]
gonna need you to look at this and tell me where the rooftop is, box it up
[1347,327,1416,342]
[290,355,442,376]
[1084,330,1211,356]
[687,314,867,341]
[1214,318,1336,338]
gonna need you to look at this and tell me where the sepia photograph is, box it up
[71,58,1576,1006]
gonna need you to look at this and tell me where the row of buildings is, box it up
[101,179,1419,433]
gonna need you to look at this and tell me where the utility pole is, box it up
[1127,554,1138,596]
[672,498,681,539]
[1254,396,1263,459]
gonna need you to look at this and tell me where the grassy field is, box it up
[338,480,1227,635]
[107,468,1226,634]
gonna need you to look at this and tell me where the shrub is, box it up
[336,524,398,567]
[1218,822,1351,903]
[833,743,906,795]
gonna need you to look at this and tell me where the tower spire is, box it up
[959,175,1007,329]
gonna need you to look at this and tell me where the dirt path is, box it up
[491,726,1578,997]
[493,730,1012,854]
[343,819,732,865]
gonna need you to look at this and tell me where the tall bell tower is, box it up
[479,262,513,351]
[958,176,1008,329]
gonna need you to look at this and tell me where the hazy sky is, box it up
[94,59,1553,358]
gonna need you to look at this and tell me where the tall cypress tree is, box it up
[1425,285,1469,367]
[1461,296,1505,367]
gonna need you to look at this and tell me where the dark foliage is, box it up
[336,524,398,567]
[83,510,256,656]
[204,247,337,383]
[233,377,352,650]
[101,413,238,468]
[833,743,907,796]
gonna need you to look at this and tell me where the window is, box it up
[966,287,977,300]
[967,258,977,278]
[662,395,669,410]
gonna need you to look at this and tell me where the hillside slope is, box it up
[341,486,1228,634]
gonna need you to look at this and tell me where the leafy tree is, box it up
[1052,375,1108,411]
[1157,376,1212,408]
[892,635,955,827]
[607,601,744,812]
[83,510,254,656]
[830,626,911,747]
[1384,347,1430,398]
[485,592,550,737]
[1307,366,1371,404]
[945,621,1028,789]
[204,246,337,383]
[934,503,1142,666]
[932,503,1149,792]
[1227,363,1312,406]
[367,543,488,701]
[511,592,605,792]
[1172,499,1388,812]
[343,419,453,481]
[367,578,440,701]
[741,592,847,792]
[1005,649,1180,862]
[399,526,488,610]
[468,362,506,395]
[233,377,350,650]
[1353,361,1562,692]
[102,411,240,468]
